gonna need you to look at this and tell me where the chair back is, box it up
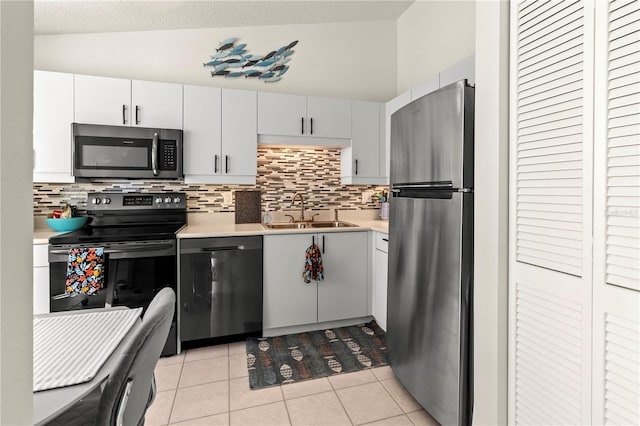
[95,287,175,426]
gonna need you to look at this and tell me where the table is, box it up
[33,307,142,425]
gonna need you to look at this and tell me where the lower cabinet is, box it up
[263,231,368,330]
[33,244,50,315]
[372,232,388,330]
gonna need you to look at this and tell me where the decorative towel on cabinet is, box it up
[65,247,105,295]
[303,243,324,283]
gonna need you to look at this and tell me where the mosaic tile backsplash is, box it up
[33,147,388,216]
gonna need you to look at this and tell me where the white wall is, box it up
[0,1,34,424]
[396,0,475,93]
[35,20,397,102]
[473,1,509,425]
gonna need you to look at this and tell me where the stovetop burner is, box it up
[49,192,187,246]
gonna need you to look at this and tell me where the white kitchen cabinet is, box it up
[341,101,387,185]
[74,74,131,126]
[439,54,475,88]
[306,96,351,139]
[257,92,307,137]
[411,75,440,102]
[257,92,351,142]
[385,89,411,180]
[33,70,75,183]
[183,86,256,184]
[183,85,222,177]
[263,231,368,330]
[220,89,257,180]
[372,232,388,330]
[130,80,183,129]
[33,244,50,315]
[263,234,318,329]
[317,231,368,322]
[74,74,182,129]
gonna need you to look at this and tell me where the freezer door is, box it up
[387,193,473,426]
[390,80,474,189]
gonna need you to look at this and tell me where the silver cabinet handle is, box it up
[122,104,127,125]
[214,154,219,174]
[135,105,140,125]
[152,132,159,176]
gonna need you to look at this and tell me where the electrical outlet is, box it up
[222,191,232,205]
[361,190,374,204]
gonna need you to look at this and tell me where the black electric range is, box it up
[48,192,187,356]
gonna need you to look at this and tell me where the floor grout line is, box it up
[165,357,185,425]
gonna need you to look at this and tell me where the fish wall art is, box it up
[203,37,297,83]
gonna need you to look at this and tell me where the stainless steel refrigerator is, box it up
[388,80,474,426]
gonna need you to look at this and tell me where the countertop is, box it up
[33,230,60,245]
[34,213,389,244]
[177,219,388,239]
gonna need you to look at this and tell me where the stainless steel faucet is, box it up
[291,193,305,221]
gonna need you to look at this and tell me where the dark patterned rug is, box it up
[246,320,387,389]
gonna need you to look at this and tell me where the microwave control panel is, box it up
[160,142,177,170]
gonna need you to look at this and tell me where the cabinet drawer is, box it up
[33,244,49,267]
[375,232,388,253]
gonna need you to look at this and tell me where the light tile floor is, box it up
[146,341,440,426]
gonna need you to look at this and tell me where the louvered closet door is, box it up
[509,1,594,424]
[592,0,640,424]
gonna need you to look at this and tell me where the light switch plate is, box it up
[222,191,232,205]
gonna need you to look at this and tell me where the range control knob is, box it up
[155,197,163,204]
[164,197,172,203]
[173,197,181,203]
[92,198,101,205]
[102,197,111,205]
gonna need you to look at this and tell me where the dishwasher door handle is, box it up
[181,246,246,254]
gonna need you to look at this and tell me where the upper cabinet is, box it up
[341,100,386,184]
[74,74,183,129]
[257,92,351,144]
[183,85,257,184]
[33,70,75,183]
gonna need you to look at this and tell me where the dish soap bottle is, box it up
[263,205,272,224]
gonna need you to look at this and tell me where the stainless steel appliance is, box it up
[48,192,186,356]
[388,80,474,426]
[72,123,183,180]
[179,236,263,345]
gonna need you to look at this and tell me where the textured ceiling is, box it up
[34,0,414,35]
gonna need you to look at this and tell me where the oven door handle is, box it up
[152,132,159,176]
[50,243,175,261]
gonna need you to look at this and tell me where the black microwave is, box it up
[72,123,183,180]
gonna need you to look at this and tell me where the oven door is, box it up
[49,239,178,355]
[72,123,182,179]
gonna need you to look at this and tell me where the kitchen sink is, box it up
[264,221,357,229]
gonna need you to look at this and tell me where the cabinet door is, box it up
[385,90,411,179]
[317,232,368,322]
[33,244,50,315]
[263,234,318,329]
[131,80,183,129]
[439,54,475,88]
[183,85,222,176]
[221,89,257,177]
[74,74,131,126]
[373,249,388,331]
[349,100,381,178]
[307,96,351,138]
[258,92,307,136]
[33,70,74,183]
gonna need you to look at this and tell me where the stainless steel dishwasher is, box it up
[179,236,263,344]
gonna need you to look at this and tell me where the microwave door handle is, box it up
[152,132,159,176]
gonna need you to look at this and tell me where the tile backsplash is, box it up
[33,147,388,216]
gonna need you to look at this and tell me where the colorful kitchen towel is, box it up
[303,243,324,283]
[65,247,105,295]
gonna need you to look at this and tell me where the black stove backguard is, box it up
[48,192,187,356]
